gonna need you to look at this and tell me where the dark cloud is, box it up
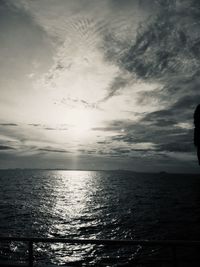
[97,141,111,144]
[158,141,193,153]
[102,33,130,66]
[139,93,199,127]
[97,150,121,157]
[120,1,200,78]
[0,123,18,126]
[141,109,175,125]
[77,149,96,154]
[0,145,15,150]
[105,0,200,109]
[38,147,70,153]
[97,0,199,160]
[29,124,40,127]
[98,73,132,102]
[94,116,193,155]
[171,95,200,112]
[44,127,57,131]
[92,126,118,132]
[110,0,161,11]
[112,148,131,154]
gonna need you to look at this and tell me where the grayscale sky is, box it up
[0,0,200,172]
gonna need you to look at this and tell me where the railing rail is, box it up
[1,236,200,267]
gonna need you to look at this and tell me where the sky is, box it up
[0,0,200,172]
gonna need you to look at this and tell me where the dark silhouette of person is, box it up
[194,104,200,165]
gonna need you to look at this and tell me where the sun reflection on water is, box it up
[46,170,103,239]
[45,170,98,264]
[52,171,93,219]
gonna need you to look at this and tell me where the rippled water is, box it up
[0,170,200,266]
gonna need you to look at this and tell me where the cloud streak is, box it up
[38,147,70,153]
[0,145,15,150]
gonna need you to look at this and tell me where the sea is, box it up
[0,169,200,266]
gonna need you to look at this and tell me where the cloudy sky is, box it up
[0,0,200,172]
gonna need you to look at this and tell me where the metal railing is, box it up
[0,236,200,267]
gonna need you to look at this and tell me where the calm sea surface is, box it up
[0,170,200,266]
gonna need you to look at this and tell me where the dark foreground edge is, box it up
[1,236,200,267]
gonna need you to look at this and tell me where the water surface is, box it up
[0,170,200,265]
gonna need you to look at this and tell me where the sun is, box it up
[67,108,96,139]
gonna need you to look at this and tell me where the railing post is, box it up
[28,241,33,267]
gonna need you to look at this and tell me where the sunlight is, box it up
[52,170,93,217]
[67,108,96,139]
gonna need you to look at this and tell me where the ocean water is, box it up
[0,169,200,266]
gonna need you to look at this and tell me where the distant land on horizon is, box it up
[0,168,200,175]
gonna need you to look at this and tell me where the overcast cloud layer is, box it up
[0,0,199,172]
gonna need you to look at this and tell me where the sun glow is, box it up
[67,108,98,139]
